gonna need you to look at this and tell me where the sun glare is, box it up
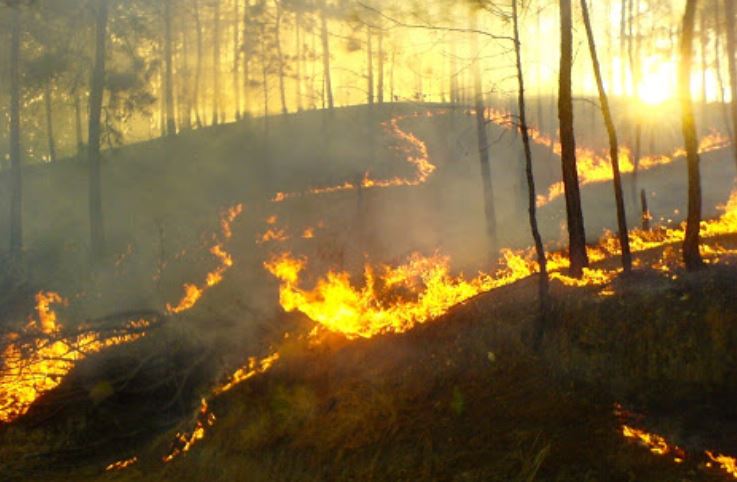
[637,58,676,106]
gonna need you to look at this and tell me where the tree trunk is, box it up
[233,0,241,120]
[242,0,250,116]
[193,0,203,127]
[9,7,22,258]
[715,0,734,142]
[164,0,176,136]
[512,0,549,332]
[89,0,109,260]
[680,0,704,271]
[367,26,374,105]
[295,11,303,112]
[581,0,631,273]
[619,0,627,95]
[261,24,269,135]
[377,28,384,104]
[320,0,333,112]
[212,0,222,125]
[724,0,737,166]
[275,0,287,115]
[44,82,57,163]
[74,90,84,156]
[180,21,192,130]
[559,0,589,277]
[471,9,497,257]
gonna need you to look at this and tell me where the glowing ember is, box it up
[167,204,244,314]
[105,456,138,471]
[0,293,149,424]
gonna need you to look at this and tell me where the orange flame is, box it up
[0,293,148,424]
[270,111,438,203]
[105,456,138,471]
[162,398,215,463]
[166,204,244,314]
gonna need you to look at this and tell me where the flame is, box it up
[706,452,737,478]
[302,227,315,239]
[161,351,280,463]
[0,292,149,424]
[534,129,729,206]
[166,204,244,314]
[264,251,541,339]
[105,456,138,471]
[621,425,682,458]
[270,111,438,203]
[212,352,280,396]
[162,398,215,463]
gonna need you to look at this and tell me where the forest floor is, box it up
[2,103,737,480]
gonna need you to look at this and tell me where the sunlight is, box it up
[637,58,676,106]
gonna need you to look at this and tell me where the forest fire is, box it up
[0,292,149,424]
[166,203,244,314]
[535,130,730,206]
[621,425,685,462]
[163,398,216,463]
[270,111,436,203]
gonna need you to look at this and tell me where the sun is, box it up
[637,58,676,106]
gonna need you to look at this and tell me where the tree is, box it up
[89,0,109,260]
[320,0,333,112]
[163,0,176,135]
[725,0,737,166]
[470,7,497,258]
[559,0,588,277]
[580,0,632,273]
[680,0,704,270]
[212,0,222,124]
[8,4,22,258]
[511,0,548,336]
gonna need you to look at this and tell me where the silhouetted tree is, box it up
[559,0,588,277]
[580,0,631,273]
[89,0,109,260]
[680,0,704,270]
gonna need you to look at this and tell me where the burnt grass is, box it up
[5,265,737,481]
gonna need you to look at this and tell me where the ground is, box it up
[1,103,737,481]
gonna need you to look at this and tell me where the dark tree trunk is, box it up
[471,10,497,257]
[242,0,250,115]
[89,0,109,260]
[377,28,384,104]
[212,0,222,125]
[559,0,589,277]
[275,0,287,115]
[180,21,192,130]
[581,0,631,273]
[680,0,704,271]
[74,90,84,156]
[725,0,737,166]
[44,82,57,163]
[164,0,176,136]
[193,0,203,128]
[295,11,303,111]
[233,0,241,120]
[512,0,549,332]
[715,1,734,142]
[261,24,269,135]
[320,0,333,112]
[9,7,22,258]
[367,26,373,105]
